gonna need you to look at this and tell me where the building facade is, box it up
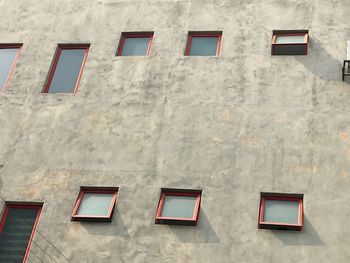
[1,0,350,262]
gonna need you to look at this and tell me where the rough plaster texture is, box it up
[1,0,350,262]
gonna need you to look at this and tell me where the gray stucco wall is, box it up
[1,0,350,262]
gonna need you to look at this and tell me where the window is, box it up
[0,44,22,92]
[71,187,118,222]
[271,30,309,55]
[342,60,350,81]
[116,32,154,56]
[43,44,90,94]
[0,203,43,262]
[258,193,303,231]
[155,188,202,226]
[185,31,222,56]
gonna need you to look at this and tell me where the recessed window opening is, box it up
[71,187,118,222]
[43,44,90,94]
[185,31,222,56]
[117,32,154,56]
[271,30,309,55]
[258,192,303,231]
[0,44,22,92]
[0,203,43,262]
[155,188,202,226]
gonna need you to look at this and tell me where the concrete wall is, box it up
[1,0,350,262]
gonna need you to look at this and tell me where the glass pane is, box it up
[160,195,197,219]
[275,35,305,44]
[0,207,40,263]
[77,193,114,216]
[264,200,299,224]
[189,36,218,56]
[122,37,150,56]
[0,48,19,90]
[48,49,86,93]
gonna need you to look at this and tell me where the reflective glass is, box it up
[122,37,150,56]
[264,200,299,224]
[77,193,114,216]
[0,48,19,91]
[189,36,218,56]
[0,207,40,262]
[276,35,305,44]
[48,49,86,93]
[160,195,197,219]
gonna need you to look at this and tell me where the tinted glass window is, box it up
[161,195,197,218]
[77,193,114,216]
[189,36,218,56]
[48,49,87,93]
[276,35,305,44]
[122,37,150,56]
[0,207,40,263]
[264,200,299,224]
[0,48,20,91]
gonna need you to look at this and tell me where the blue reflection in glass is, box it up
[122,37,150,56]
[189,37,218,56]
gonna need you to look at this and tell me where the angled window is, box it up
[155,188,202,226]
[43,44,90,94]
[185,31,222,56]
[71,187,118,222]
[271,30,309,55]
[117,32,154,56]
[0,44,22,92]
[0,203,43,263]
[258,192,303,231]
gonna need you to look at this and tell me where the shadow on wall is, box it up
[80,209,130,238]
[296,38,341,81]
[271,216,324,246]
[169,210,220,243]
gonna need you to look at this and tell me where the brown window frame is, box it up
[258,192,304,231]
[155,188,202,226]
[43,44,90,94]
[71,186,119,222]
[271,30,309,55]
[0,202,43,262]
[116,32,154,57]
[184,31,222,56]
[0,44,23,92]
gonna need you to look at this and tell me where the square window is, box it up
[0,203,42,262]
[155,188,202,226]
[258,193,303,231]
[185,31,222,56]
[43,44,90,94]
[0,44,22,92]
[116,32,154,56]
[271,30,309,55]
[71,187,118,222]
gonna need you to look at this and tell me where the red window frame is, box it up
[116,32,154,57]
[155,188,202,226]
[258,193,304,231]
[43,44,90,94]
[184,31,222,56]
[0,203,43,263]
[0,44,23,92]
[271,30,309,55]
[71,187,118,222]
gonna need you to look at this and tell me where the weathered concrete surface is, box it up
[1,0,350,262]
